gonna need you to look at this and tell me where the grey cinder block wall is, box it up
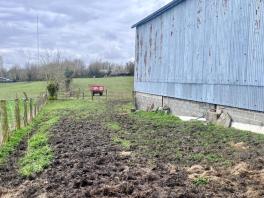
[135,92,264,128]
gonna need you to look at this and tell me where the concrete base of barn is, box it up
[135,92,264,134]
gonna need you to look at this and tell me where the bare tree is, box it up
[125,61,135,76]
[7,65,22,81]
[0,56,6,77]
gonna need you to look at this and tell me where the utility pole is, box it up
[37,15,40,66]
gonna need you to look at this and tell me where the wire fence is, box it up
[0,88,133,146]
[0,93,48,146]
[58,88,133,102]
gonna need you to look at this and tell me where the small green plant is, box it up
[193,176,209,186]
[189,153,205,162]
[205,154,223,163]
[107,122,122,131]
[47,81,59,100]
[112,136,131,149]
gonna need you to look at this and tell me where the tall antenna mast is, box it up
[37,15,40,66]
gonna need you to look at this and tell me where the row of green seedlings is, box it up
[0,94,47,145]
[19,116,59,176]
[0,113,59,176]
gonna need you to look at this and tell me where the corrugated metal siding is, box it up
[134,0,264,112]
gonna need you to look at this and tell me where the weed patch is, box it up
[0,126,32,165]
[19,117,59,177]
[116,102,133,113]
[133,111,182,125]
[112,136,131,149]
[106,122,122,131]
[189,153,205,162]
[193,176,209,186]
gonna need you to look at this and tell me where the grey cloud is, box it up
[0,0,172,67]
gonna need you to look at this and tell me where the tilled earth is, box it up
[0,118,204,198]
[0,111,263,198]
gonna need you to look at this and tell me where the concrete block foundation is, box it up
[135,92,264,134]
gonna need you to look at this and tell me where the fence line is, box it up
[0,93,48,146]
[58,89,132,101]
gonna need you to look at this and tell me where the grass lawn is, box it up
[0,81,47,99]
[0,77,133,100]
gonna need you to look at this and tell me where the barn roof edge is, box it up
[131,0,186,28]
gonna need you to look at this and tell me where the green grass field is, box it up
[0,77,134,100]
[0,81,47,99]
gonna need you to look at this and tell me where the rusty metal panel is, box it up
[134,0,264,112]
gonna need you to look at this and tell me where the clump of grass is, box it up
[116,102,133,113]
[19,117,59,177]
[193,176,209,186]
[0,126,32,165]
[205,154,223,163]
[19,145,53,176]
[112,136,131,149]
[189,153,205,162]
[133,111,182,125]
[107,122,122,131]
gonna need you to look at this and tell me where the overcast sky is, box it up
[0,0,172,67]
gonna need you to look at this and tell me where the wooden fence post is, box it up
[77,88,80,99]
[0,100,9,143]
[37,99,40,113]
[40,96,43,110]
[34,103,37,117]
[23,99,28,126]
[132,91,136,109]
[82,92,85,100]
[106,89,108,101]
[15,99,21,129]
[29,98,33,121]
[45,93,48,104]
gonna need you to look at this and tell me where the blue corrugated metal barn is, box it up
[132,0,264,128]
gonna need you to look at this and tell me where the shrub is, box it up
[65,78,71,92]
[64,68,74,92]
[47,81,59,100]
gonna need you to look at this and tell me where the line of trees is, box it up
[0,53,134,82]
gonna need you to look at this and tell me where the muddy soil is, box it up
[0,136,28,187]
[0,110,263,197]
[0,118,202,198]
[108,112,264,198]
